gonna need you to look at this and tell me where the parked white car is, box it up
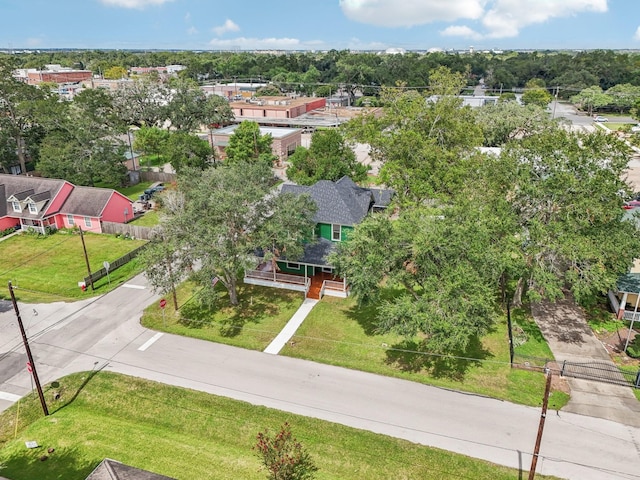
[594,116,609,122]
[631,125,640,133]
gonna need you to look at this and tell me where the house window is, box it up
[28,203,37,214]
[11,201,21,213]
[332,224,341,241]
[84,217,92,227]
[286,262,300,270]
[67,215,75,226]
[321,267,333,273]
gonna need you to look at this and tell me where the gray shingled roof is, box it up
[299,237,335,266]
[59,187,114,217]
[281,176,394,226]
[0,174,67,219]
[86,459,176,480]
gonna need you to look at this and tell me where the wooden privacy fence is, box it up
[101,221,159,240]
[139,171,177,183]
[83,243,148,286]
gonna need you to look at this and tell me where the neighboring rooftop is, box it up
[214,124,301,138]
[86,459,176,480]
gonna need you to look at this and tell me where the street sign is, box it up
[159,298,167,309]
[26,362,32,373]
[103,261,110,272]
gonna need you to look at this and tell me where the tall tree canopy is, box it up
[146,162,316,305]
[286,129,368,185]
[492,129,640,305]
[224,121,277,166]
[345,69,483,204]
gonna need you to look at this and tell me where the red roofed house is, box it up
[0,174,133,235]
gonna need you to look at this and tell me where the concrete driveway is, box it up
[531,296,640,427]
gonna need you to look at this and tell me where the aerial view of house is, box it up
[0,174,133,235]
[244,176,394,299]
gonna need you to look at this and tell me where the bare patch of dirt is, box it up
[596,328,640,368]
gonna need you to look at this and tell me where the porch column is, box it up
[618,292,628,320]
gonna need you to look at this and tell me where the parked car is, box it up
[594,116,609,122]
[631,125,640,133]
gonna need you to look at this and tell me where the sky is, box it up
[1,0,640,52]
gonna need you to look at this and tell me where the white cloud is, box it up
[100,0,173,8]
[213,19,240,37]
[440,25,482,40]
[339,0,485,27]
[340,0,609,40]
[634,26,640,41]
[482,0,608,38]
[184,12,191,21]
[187,26,198,35]
[209,37,300,50]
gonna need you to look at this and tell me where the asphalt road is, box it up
[1,277,640,480]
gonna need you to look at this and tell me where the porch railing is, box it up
[320,279,348,298]
[244,269,310,293]
[245,269,307,285]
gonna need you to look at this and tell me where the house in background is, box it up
[209,125,302,164]
[0,174,133,235]
[244,176,394,299]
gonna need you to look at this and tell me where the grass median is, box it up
[0,371,559,480]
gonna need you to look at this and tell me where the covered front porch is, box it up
[244,262,348,300]
[19,216,56,235]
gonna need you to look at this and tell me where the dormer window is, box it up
[11,201,21,213]
[28,203,37,214]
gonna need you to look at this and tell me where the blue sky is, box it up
[1,0,640,51]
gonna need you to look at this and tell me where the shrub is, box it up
[626,335,640,358]
[254,422,318,480]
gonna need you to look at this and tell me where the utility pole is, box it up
[78,226,94,291]
[8,282,49,416]
[528,370,553,480]
[552,86,559,119]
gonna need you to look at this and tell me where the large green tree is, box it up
[286,129,368,185]
[477,101,561,147]
[224,121,277,166]
[331,200,507,353]
[570,86,612,116]
[345,72,483,205]
[151,162,316,305]
[493,129,640,305]
[0,56,53,173]
[165,131,213,173]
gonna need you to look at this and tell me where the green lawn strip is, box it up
[141,280,304,351]
[278,296,568,409]
[604,122,628,131]
[0,232,146,303]
[0,372,558,480]
[116,182,153,201]
[127,209,160,227]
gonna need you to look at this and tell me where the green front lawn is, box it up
[141,280,304,351]
[0,231,147,303]
[0,372,558,480]
[143,281,568,409]
[279,295,568,409]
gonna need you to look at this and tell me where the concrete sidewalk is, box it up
[264,298,318,354]
[531,295,640,427]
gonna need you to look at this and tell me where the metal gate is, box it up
[555,360,640,388]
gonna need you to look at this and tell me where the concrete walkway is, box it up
[531,295,640,427]
[263,298,318,354]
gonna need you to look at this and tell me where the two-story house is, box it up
[244,176,393,299]
[0,174,133,235]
